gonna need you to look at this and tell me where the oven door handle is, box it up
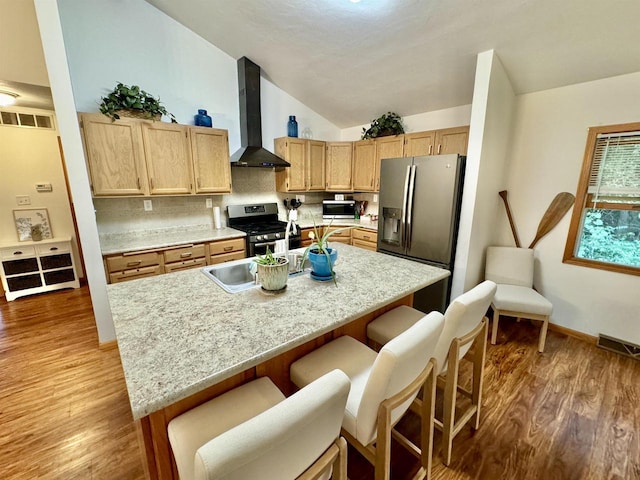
[254,241,277,248]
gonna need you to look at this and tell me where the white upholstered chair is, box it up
[290,312,446,480]
[168,370,350,480]
[366,280,497,465]
[485,246,553,353]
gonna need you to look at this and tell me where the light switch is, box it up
[206,198,213,208]
[16,195,31,206]
[143,199,153,211]
[36,183,53,192]
[373,194,379,203]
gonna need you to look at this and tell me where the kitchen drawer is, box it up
[208,250,245,265]
[301,239,314,247]
[163,244,206,264]
[352,228,378,243]
[325,227,351,238]
[0,246,36,260]
[109,265,162,283]
[209,238,245,256]
[164,257,206,273]
[301,228,322,241]
[352,239,377,252]
[40,253,73,270]
[106,251,161,273]
[35,241,71,256]
[2,258,39,275]
[327,237,351,244]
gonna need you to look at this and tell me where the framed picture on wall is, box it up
[13,208,53,242]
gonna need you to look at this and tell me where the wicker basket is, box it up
[117,109,161,121]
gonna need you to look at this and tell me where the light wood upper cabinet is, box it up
[80,113,149,196]
[325,142,353,191]
[141,122,193,195]
[374,135,405,191]
[435,126,469,155]
[404,131,436,157]
[80,113,232,197]
[307,140,326,191]
[275,138,326,193]
[352,139,377,192]
[190,127,231,194]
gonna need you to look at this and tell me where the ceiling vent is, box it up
[0,110,55,130]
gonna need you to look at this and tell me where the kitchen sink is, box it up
[202,253,309,293]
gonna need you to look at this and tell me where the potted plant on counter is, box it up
[253,247,289,292]
[99,82,177,123]
[301,222,353,285]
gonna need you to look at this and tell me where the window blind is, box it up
[589,132,640,204]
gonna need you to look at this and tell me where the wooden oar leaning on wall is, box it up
[528,192,575,248]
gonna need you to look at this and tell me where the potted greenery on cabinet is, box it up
[99,82,177,123]
[361,112,404,139]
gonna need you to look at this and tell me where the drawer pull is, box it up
[180,252,192,258]
[363,236,370,240]
[223,246,233,251]
[13,251,23,255]
[126,260,142,267]
[49,247,59,251]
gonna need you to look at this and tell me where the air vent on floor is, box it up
[0,110,55,130]
[597,333,640,361]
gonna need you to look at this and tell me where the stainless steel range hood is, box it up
[230,57,290,168]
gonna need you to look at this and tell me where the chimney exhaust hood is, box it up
[230,57,290,168]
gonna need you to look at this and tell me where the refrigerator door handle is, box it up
[405,165,417,250]
[400,165,411,248]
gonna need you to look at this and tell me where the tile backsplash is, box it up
[94,167,378,235]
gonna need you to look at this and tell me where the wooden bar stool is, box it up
[168,370,350,480]
[366,280,496,465]
[290,311,445,480]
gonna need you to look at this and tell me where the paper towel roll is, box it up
[213,206,222,229]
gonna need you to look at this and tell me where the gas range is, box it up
[227,203,301,256]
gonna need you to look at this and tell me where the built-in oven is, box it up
[322,200,356,219]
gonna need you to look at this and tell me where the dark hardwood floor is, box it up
[1,286,638,479]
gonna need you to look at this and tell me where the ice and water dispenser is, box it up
[381,207,403,246]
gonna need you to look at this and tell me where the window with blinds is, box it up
[564,122,640,275]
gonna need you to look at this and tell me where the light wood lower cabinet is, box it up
[352,228,378,251]
[104,237,246,283]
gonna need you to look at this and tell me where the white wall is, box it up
[0,109,81,276]
[452,51,516,298]
[57,0,340,156]
[501,71,640,343]
[341,104,472,141]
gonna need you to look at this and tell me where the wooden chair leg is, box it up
[333,437,347,480]
[538,315,549,353]
[471,319,488,430]
[420,365,436,480]
[375,407,392,480]
[441,343,460,466]
[491,306,500,345]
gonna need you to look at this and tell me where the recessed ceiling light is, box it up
[350,0,362,3]
[0,91,18,107]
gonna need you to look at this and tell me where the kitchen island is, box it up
[108,243,449,478]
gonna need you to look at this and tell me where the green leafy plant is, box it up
[253,246,287,266]
[361,111,404,139]
[301,221,353,284]
[99,82,177,123]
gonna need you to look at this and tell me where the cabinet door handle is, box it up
[437,144,442,154]
[363,235,370,240]
[197,178,201,188]
[180,252,192,258]
[150,178,154,189]
[49,247,59,251]
[127,260,142,267]
[223,246,233,251]
[13,251,23,255]
[428,145,433,155]
[137,178,141,189]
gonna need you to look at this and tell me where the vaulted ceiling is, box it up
[145,0,640,127]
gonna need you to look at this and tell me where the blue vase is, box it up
[287,115,298,137]
[195,109,212,127]
[308,248,338,278]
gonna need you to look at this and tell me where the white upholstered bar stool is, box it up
[366,280,497,466]
[485,246,553,353]
[167,370,350,480]
[290,312,445,480]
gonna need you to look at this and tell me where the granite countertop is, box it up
[296,217,378,231]
[107,244,449,419]
[99,226,246,255]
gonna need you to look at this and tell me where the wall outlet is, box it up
[373,194,379,203]
[206,198,213,208]
[296,194,305,203]
[143,199,153,211]
[16,195,31,206]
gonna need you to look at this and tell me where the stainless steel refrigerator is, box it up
[377,154,465,313]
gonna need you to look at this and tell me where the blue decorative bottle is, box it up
[195,109,212,127]
[287,115,298,137]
